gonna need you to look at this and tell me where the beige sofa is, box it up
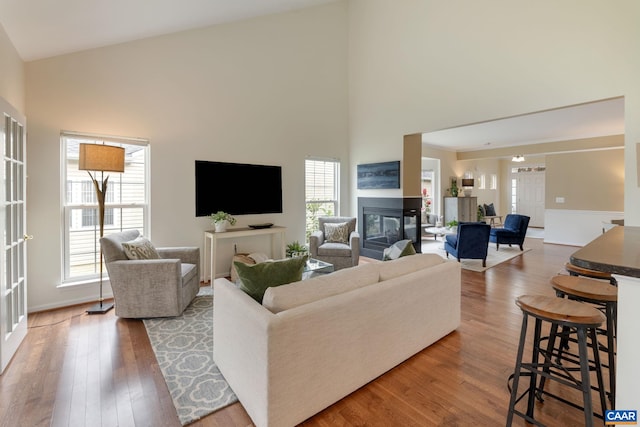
[213,253,461,427]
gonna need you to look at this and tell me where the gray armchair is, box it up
[100,230,200,318]
[309,216,360,270]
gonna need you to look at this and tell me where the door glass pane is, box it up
[3,116,9,157]
[4,161,10,202]
[4,248,10,291]
[16,125,23,162]
[4,205,10,246]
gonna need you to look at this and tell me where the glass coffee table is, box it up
[424,226,455,241]
[303,258,334,278]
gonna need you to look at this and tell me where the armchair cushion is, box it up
[234,256,307,303]
[122,236,160,260]
[324,222,349,243]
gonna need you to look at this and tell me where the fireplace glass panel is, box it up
[364,213,401,246]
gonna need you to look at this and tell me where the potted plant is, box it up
[286,241,308,258]
[211,211,236,232]
[446,219,458,230]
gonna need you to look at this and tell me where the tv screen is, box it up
[195,160,283,217]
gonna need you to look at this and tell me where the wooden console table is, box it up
[203,226,286,283]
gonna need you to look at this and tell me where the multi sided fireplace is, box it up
[358,197,422,260]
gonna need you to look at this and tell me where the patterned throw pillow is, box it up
[324,222,349,243]
[122,236,161,260]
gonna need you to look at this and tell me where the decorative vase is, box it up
[214,220,228,232]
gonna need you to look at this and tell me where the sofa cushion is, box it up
[324,222,349,243]
[121,236,160,260]
[262,263,380,313]
[235,256,307,302]
[378,253,445,282]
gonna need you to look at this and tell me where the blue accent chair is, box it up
[489,214,530,251]
[444,222,491,267]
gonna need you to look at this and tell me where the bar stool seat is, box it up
[506,295,607,427]
[565,262,617,285]
[550,275,618,408]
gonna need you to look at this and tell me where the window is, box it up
[478,174,486,190]
[62,133,149,282]
[305,158,340,241]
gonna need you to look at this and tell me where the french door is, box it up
[515,170,545,227]
[0,97,28,374]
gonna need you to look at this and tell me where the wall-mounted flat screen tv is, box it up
[195,160,283,217]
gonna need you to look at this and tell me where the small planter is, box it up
[214,220,229,232]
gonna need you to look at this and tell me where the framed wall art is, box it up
[357,161,400,189]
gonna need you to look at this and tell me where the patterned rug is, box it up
[143,286,238,425]
[421,238,531,272]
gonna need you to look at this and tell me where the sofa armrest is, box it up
[213,279,272,426]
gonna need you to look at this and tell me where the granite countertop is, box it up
[570,226,640,278]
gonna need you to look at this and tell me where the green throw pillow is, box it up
[234,256,307,302]
[382,239,416,261]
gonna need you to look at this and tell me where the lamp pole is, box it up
[78,143,125,315]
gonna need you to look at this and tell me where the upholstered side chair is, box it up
[100,230,200,318]
[309,216,360,270]
[489,214,530,251]
[444,222,491,266]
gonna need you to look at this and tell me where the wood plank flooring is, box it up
[1,238,603,426]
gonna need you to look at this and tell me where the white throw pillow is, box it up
[122,236,161,260]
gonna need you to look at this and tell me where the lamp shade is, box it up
[512,155,525,162]
[461,178,474,187]
[78,144,125,172]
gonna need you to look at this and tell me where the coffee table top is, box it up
[305,258,334,274]
[424,226,451,235]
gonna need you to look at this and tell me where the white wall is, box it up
[0,22,25,113]
[25,2,349,311]
[348,1,640,228]
[545,209,624,246]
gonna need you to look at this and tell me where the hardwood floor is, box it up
[1,238,603,426]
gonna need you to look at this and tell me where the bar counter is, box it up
[570,226,640,411]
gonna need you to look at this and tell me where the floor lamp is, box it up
[78,143,125,314]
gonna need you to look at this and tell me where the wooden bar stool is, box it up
[550,274,618,408]
[565,262,617,286]
[506,295,607,427]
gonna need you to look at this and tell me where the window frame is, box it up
[60,132,150,285]
[304,157,340,241]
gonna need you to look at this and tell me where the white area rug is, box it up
[143,286,238,425]
[421,238,531,272]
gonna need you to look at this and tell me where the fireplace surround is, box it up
[358,197,422,260]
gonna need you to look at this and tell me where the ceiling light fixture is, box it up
[512,155,525,162]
